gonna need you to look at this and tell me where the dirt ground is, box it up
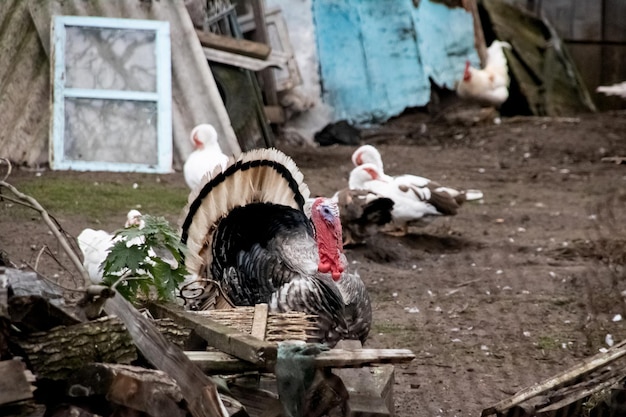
[2,108,626,417]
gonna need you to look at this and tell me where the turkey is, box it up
[351,144,484,204]
[180,148,372,346]
[332,188,394,246]
[77,210,144,284]
[183,124,230,190]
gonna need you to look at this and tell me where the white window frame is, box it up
[50,15,172,173]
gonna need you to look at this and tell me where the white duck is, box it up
[77,210,145,284]
[349,163,479,234]
[351,144,484,203]
[183,124,230,190]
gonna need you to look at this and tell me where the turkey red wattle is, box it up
[311,198,345,281]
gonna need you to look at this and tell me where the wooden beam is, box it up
[203,47,288,72]
[185,347,414,374]
[315,348,415,368]
[465,0,488,66]
[150,303,277,369]
[196,29,271,60]
[185,351,259,374]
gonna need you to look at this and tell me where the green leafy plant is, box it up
[102,215,188,302]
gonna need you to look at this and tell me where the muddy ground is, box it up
[1,108,626,417]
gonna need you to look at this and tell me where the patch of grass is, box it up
[13,177,188,220]
[536,335,560,351]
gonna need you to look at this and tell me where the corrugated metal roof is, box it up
[0,0,240,169]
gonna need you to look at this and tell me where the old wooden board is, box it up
[196,29,271,59]
[185,347,414,374]
[0,359,34,406]
[150,302,277,368]
[105,296,246,417]
[68,363,185,417]
[482,339,626,417]
[202,47,288,72]
[250,303,269,340]
[479,0,596,116]
[332,340,394,417]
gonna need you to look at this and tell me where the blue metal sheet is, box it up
[313,0,478,123]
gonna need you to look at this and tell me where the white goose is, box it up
[351,144,484,202]
[349,163,446,233]
[183,124,230,190]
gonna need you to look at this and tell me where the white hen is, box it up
[456,40,512,107]
[596,81,626,99]
[77,210,145,284]
[183,124,230,190]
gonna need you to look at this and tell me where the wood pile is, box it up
[0,266,415,417]
[482,339,626,417]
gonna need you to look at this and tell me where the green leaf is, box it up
[100,214,190,304]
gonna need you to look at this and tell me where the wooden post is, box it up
[251,303,269,340]
[465,0,488,66]
[248,0,278,106]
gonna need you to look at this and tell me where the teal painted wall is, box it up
[312,0,479,123]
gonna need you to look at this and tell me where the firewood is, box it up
[0,359,34,406]
[17,316,137,380]
[482,339,626,417]
[67,363,185,417]
[3,268,84,331]
[105,294,248,417]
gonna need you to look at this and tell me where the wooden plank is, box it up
[196,29,271,60]
[332,340,390,417]
[482,338,626,417]
[150,302,277,368]
[315,348,415,368]
[250,303,269,340]
[202,47,287,72]
[105,296,245,417]
[604,0,626,42]
[185,351,259,374]
[264,106,286,124]
[372,365,395,416]
[185,347,414,373]
[247,0,278,107]
[68,363,185,417]
[0,359,34,406]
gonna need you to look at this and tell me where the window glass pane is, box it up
[65,26,157,92]
[64,98,158,165]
